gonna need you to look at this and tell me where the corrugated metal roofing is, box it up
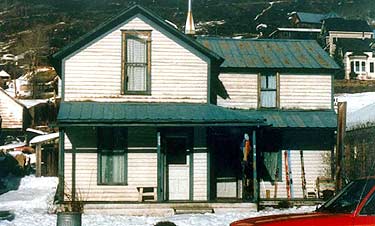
[324,18,372,32]
[57,102,265,126]
[197,38,340,70]
[242,110,337,128]
[296,12,326,24]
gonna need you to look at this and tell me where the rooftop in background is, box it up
[323,18,373,32]
[291,12,339,25]
[336,38,373,53]
[197,37,339,70]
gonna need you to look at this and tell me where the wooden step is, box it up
[174,207,214,214]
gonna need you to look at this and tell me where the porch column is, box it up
[72,145,76,203]
[157,131,163,201]
[35,143,42,177]
[252,130,259,203]
[58,130,65,202]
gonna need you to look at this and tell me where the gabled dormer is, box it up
[52,5,223,104]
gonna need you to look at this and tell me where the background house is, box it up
[321,18,374,56]
[289,12,338,29]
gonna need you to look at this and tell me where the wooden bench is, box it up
[137,187,157,202]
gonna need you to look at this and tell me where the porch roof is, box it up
[241,110,337,128]
[57,102,266,127]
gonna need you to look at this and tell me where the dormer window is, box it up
[121,30,151,95]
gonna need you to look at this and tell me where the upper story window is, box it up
[259,73,278,108]
[122,31,151,95]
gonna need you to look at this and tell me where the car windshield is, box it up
[317,179,375,214]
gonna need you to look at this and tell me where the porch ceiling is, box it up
[241,110,337,128]
[57,102,266,127]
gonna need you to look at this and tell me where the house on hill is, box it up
[52,5,338,212]
[289,12,338,29]
[321,18,374,56]
[335,38,375,80]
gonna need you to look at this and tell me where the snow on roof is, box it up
[29,132,59,145]
[26,128,47,135]
[347,102,375,131]
[0,142,26,151]
[277,27,321,32]
[18,99,49,109]
[0,70,10,78]
[335,92,375,131]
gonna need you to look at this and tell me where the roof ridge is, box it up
[197,36,315,42]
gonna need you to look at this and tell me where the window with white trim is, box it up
[122,31,151,95]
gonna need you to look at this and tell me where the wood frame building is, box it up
[52,5,339,211]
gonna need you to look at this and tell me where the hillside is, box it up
[0,0,374,67]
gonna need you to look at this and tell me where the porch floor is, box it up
[84,202,257,216]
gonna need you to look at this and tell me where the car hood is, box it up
[231,212,353,226]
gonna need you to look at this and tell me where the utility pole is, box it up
[335,102,347,191]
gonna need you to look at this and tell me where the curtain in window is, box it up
[127,37,147,91]
[100,151,125,184]
[260,75,277,108]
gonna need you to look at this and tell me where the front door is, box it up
[165,136,190,201]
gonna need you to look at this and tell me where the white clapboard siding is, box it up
[64,152,157,202]
[280,75,332,110]
[0,90,24,129]
[260,150,331,199]
[193,152,208,201]
[217,73,258,109]
[64,17,208,103]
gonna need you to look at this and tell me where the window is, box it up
[259,73,278,108]
[122,31,151,95]
[370,62,374,73]
[362,61,366,72]
[98,127,127,185]
[360,191,375,215]
[355,61,360,72]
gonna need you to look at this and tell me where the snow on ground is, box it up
[0,176,315,226]
[335,92,375,130]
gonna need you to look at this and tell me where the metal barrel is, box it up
[56,212,82,226]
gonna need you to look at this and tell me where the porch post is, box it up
[72,144,76,203]
[58,130,65,202]
[157,131,162,201]
[252,129,258,203]
[35,143,42,177]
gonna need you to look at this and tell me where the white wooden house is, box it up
[52,5,339,212]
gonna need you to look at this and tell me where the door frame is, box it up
[157,128,193,202]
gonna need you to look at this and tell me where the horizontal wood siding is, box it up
[64,16,208,103]
[64,127,157,202]
[0,91,24,129]
[193,152,207,201]
[217,73,258,109]
[260,150,331,199]
[280,75,332,110]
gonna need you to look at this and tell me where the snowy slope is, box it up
[0,176,315,226]
[335,92,375,131]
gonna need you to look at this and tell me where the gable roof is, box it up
[323,18,372,32]
[197,37,339,71]
[51,5,223,75]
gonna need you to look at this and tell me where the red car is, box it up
[231,178,375,226]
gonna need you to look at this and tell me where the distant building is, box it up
[336,38,375,80]
[289,12,338,28]
[321,18,374,56]
[269,27,321,40]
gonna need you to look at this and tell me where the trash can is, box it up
[57,212,82,226]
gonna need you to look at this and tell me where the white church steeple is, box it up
[185,0,195,35]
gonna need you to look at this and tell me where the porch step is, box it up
[174,207,214,214]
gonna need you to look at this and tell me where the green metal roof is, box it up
[241,110,337,128]
[197,37,340,71]
[57,102,265,127]
[51,5,223,75]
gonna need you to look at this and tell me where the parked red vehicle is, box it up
[231,178,375,226]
